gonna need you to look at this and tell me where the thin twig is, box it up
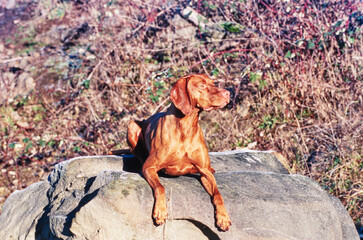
[1,57,23,64]
[151,97,170,115]
[189,49,255,70]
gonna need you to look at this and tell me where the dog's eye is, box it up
[198,84,206,89]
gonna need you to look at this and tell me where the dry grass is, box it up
[0,0,362,223]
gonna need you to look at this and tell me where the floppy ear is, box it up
[170,76,192,115]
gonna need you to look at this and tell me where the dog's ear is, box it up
[170,76,192,115]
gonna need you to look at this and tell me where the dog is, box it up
[127,74,231,231]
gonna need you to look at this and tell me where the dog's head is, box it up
[170,74,230,115]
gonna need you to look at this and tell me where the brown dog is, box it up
[127,74,231,231]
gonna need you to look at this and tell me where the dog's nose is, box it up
[222,89,230,99]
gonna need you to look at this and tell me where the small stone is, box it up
[32,52,40,58]
[5,0,16,9]
[16,121,30,129]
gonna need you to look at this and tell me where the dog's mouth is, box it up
[203,106,214,111]
[197,98,230,112]
[203,101,230,112]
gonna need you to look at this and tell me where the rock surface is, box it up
[0,150,359,240]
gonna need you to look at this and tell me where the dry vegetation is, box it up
[0,0,362,224]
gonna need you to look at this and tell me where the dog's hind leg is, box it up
[127,120,142,151]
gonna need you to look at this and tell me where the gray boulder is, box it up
[0,150,359,240]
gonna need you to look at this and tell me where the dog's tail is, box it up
[109,149,132,155]
[127,120,144,151]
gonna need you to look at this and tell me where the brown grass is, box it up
[0,0,362,223]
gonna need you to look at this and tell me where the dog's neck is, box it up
[167,103,200,125]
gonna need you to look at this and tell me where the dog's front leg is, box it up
[143,159,167,225]
[198,167,231,231]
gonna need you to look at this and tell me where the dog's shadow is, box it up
[121,154,199,179]
[121,154,142,173]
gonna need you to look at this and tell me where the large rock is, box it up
[0,150,359,240]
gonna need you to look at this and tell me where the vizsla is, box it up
[127,74,231,231]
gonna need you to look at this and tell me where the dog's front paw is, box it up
[153,204,167,225]
[216,212,231,231]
